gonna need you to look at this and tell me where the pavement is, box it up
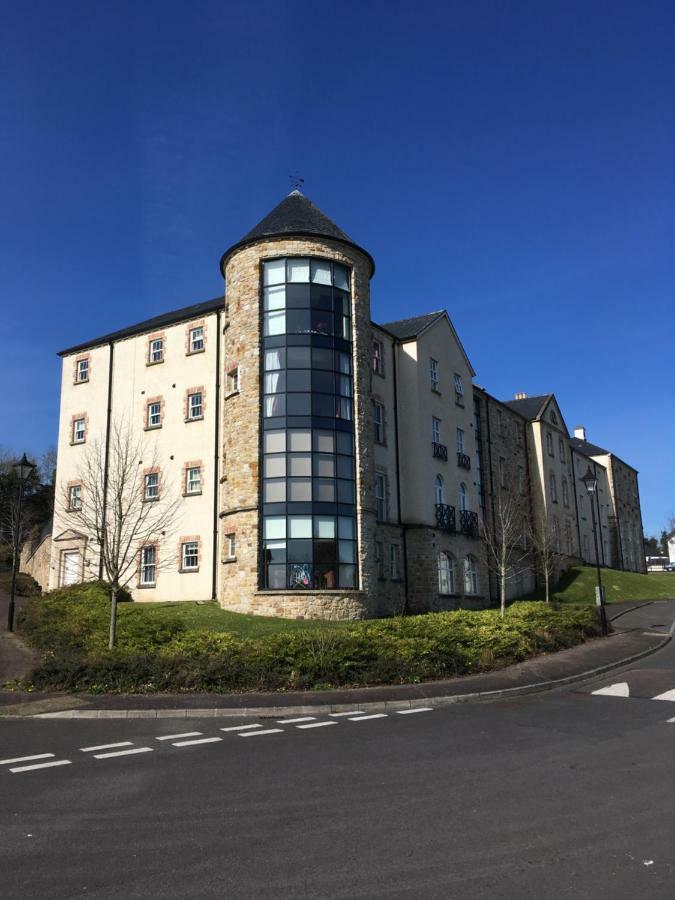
[1,598,674,720]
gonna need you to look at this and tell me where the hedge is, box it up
[17,585,601,693]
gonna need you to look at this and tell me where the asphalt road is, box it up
[3,601,675,899]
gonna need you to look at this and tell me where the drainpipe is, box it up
[392,341,409,614]
[99,341,114,580]
[211,307,222,600]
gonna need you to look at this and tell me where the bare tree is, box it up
[528,510,559,604]
[39,446,58,486]
[481,488,531,618]
[64,420,180,648]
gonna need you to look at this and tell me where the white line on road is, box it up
[652,689,675,702]
[295,721,337,729]
[349,714,388,721]
[397,708,433,715]
[220,724,263,732]
[93,747,154,759]
[10,759,72,774]
[329,711,366,717]
[80,742,134,753]
[237,729,284,738]
[0,753,55,766]
[591,682,630,697]
[172,737,223,747]
[155,732,203,741]
[277,717,316,724]
[666,716,675,723]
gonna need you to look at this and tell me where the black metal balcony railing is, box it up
[432,442,448,461]
[457,452,471,470]
[435,503,456,532]
[459,509,479,537]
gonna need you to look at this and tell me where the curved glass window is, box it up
[261,257,357,590]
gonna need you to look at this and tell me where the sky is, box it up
[1,0,673,535]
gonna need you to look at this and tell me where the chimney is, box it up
[574,425,586,440]
[514,392,528,400]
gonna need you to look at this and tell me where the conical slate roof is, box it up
[220,191,374,276]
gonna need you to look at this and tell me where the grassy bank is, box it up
[536,566,675,605]
[16,583,600,694]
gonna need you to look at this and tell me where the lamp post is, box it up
[7,453,37,633]
[581,465,608,636]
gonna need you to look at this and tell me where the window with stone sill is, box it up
[187,392,203,420]
[372,339,384,375]
[75,359,89,383]
[225,533,236,558]
[432,416,441,444]
[463,555,478,594]
[372,401,384,444]
[438,551,455,594]
[147,402,161,429]
[149,339,164,364]
[186,467,201,494]
[181,541,199,571]
[227,367,239,395]
[375,472,386,521]
[68,484,82,510]
[430,358,439,392]
[72,418,86,443]
[144,472,159,501]
[189,326,204,354]
[140,546,157,586]
[453,373,464,406]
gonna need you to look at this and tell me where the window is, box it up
[189,326,204,353]
[182,541,199,570]
[434,474,444,505]
[550,411,558,425]
[225,533,236,558]
[453,373,464,406]
[390,544,400,580]
[76,358,89,383]
[432,417,441,444]
[559,438,565,462]
[227,368,239,394]
[463,556,478,594]
[562,477,569,507]
[144,472,159,500]
[372,401,384,443]
[430,358,439,392]
[147,402,161,429]
[375,473,386,521]
[499,457,506,489]
[546,432,554,456]
[456,428,464,453]
[187,392,203,420]
[186,466,201,494]
[518,465,525,494]
[68,484,82,510]
[459,482,467,511]
[72,418,86,443]
[140,546,156,586]
[375,541,384,578]
[372,339,383,375]
[438,551,455,594]
[549,472,557,503]
[150,339,164,364]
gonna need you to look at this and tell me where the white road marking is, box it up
[652,689,675,702]
[238,729,283,738]
[172,737,222,747]
[349,713,388,721]
[93,747,153,759]
[155,732,203,741]
[277,717,316,724]
[10,759,72,774]
[591,682,630,697]
[295,721,337,729]
[666,716,675,723]
[0,753,55,766]
[397,708,433,715]
[220,724,263,732]
[80,741,134,753]
[329,711,366,717]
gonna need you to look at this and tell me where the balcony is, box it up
[459,509,479,538]
[457,452,471,470]
[435,503,456,532]
[432,442,448,461]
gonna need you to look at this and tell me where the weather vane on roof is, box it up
[289,174,304,191]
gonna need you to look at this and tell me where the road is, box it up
[3,609,675,898]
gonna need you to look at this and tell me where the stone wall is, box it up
[20,533,52,591]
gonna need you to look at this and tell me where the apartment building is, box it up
[44,191,646,617]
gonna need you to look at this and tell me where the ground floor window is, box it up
[438,551,455,594]
[140,546,156,586]
[182,541,199,571]
[463,555,478,594]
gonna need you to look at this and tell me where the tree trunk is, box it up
[500,571,506,618]
[109,584,118,650]
[544,570,550,604]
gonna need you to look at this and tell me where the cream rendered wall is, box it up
[396,318,477,525]
[51,310,222,601]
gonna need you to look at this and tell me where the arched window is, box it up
[438,551,455,594]
[549,472,557,502]
[546,432,554,456]
[459,482,467,512]
[562,477,569,507]
[434,474,444,506]
[463,555,478,594]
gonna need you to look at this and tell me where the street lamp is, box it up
[7,452,37,632]
[581,465,608,636]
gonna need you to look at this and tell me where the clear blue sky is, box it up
[2,0,673,535]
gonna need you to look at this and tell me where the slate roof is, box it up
[219,191,375,276]
[379,311,446,341]
[570,437,611,458]
[57,296,223,357]
[502,394,551,421]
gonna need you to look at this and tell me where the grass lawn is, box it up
[118,600,354,639]
[534,566,675,605]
